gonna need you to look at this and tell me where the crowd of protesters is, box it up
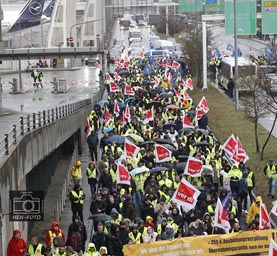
[83,53,270,255]
[7,51,272,256]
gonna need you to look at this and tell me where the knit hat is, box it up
[146,216,153,222]
[13,229,21,236]
[166,224,172,229]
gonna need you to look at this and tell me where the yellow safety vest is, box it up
[266,165,277,178]
[48,230,62,246]
[27,243,43,256]
[87,167,97,179]
[246,172,253,187]
[129,232,141,244]
[71,166,82,180]
[71,190,84,204]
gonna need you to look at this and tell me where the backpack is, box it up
[31,71,35,78]
[69,231,82,252]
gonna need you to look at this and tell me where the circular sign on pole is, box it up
[69,37,74,43]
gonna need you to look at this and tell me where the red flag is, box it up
[120,111,126,126]
[173,88,182,99]
[109,82,119,92]
[231,137,249,163]
[184,156,203,177]
[143,106,154,124]
[125,104,131,122]
[164,66,170,78]
[196,108,204,120]
[214,198,231,233]
[171,60,180,70]
[269,239,277,256]
[104,108,112,125]
[139,51,144,59]
[155,144,172,163]
[181,78,193,90]
[116,164,131,186]
[198,96,209,113]
[113,100,120,117]
[124,138,140,159]
[183,115,194,128]
[183,93,192,101]
[171,178,200,211]
[153,77,160,87]
[124,84,135,96]
[259,203,272,230]
[114,72,122,81]
[222,134,237,156]
[106,73,114,82]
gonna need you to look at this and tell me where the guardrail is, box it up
[0,82,105,159]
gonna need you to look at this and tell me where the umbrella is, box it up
[102,127,114,133]
[133,86,143,91]
[163,123,176,130]
[156,138,176,147]
[130,166,148,176]
[128,133,144,143]
[107,135,125,144]
[160,93,173,99]
[166,104,178,110]
[124,97,136,104]
[192,142,211,147]
[140,141,154,147]
[146,101,163,109]
[175,162,187,172]
[196,128,209,135]
[202,165,214,176]
[99,100,109,106]
[162,144,176,151]
[89,213,112,222]
[150,166,168,173]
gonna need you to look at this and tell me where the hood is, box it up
[87,243,96,250]
[51,221,60,231]
[111,208,119,215]
[256,196,262,203]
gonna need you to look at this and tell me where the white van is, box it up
[128,29,142,44]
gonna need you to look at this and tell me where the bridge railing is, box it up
[0,99,92,157]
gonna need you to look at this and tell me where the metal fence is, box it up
[0,82,106,159]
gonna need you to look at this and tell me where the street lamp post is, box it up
[234,0,239,110]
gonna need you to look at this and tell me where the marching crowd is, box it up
[7,53,273,256]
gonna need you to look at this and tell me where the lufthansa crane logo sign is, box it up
[29,1,43,15]
[50,1,55,11]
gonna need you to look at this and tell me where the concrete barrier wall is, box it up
[0,104,91,254]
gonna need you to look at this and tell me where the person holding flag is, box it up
[246,196,266,225]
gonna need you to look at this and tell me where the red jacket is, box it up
[7,237,27,256]
[45,221,65,247]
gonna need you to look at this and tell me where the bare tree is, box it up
[239,76,269,154]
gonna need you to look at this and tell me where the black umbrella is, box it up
[202,165,214,176]
[146,101,163,109]
[140,141,155,147]
[107,135,125,144]
[162,143,176,151]
[175,162,187,172]
[196,128,209,135]
[150,166,168,173]
[192,142,211,147]
[163,123,177,130]
[187,110,196,115]
[156,138,175,148]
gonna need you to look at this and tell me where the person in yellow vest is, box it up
[86,161,98,196]
[45,221,65,248]
[245,166,255,204]
[82,243,98,256]
[246,196,267,225]
[128,224,142,244]
[27,236,45,256]
[263,159,277,198]
[71,161,83,186]
[54,245,66,255]
[228,163,242,197]
[69,184,86,222]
